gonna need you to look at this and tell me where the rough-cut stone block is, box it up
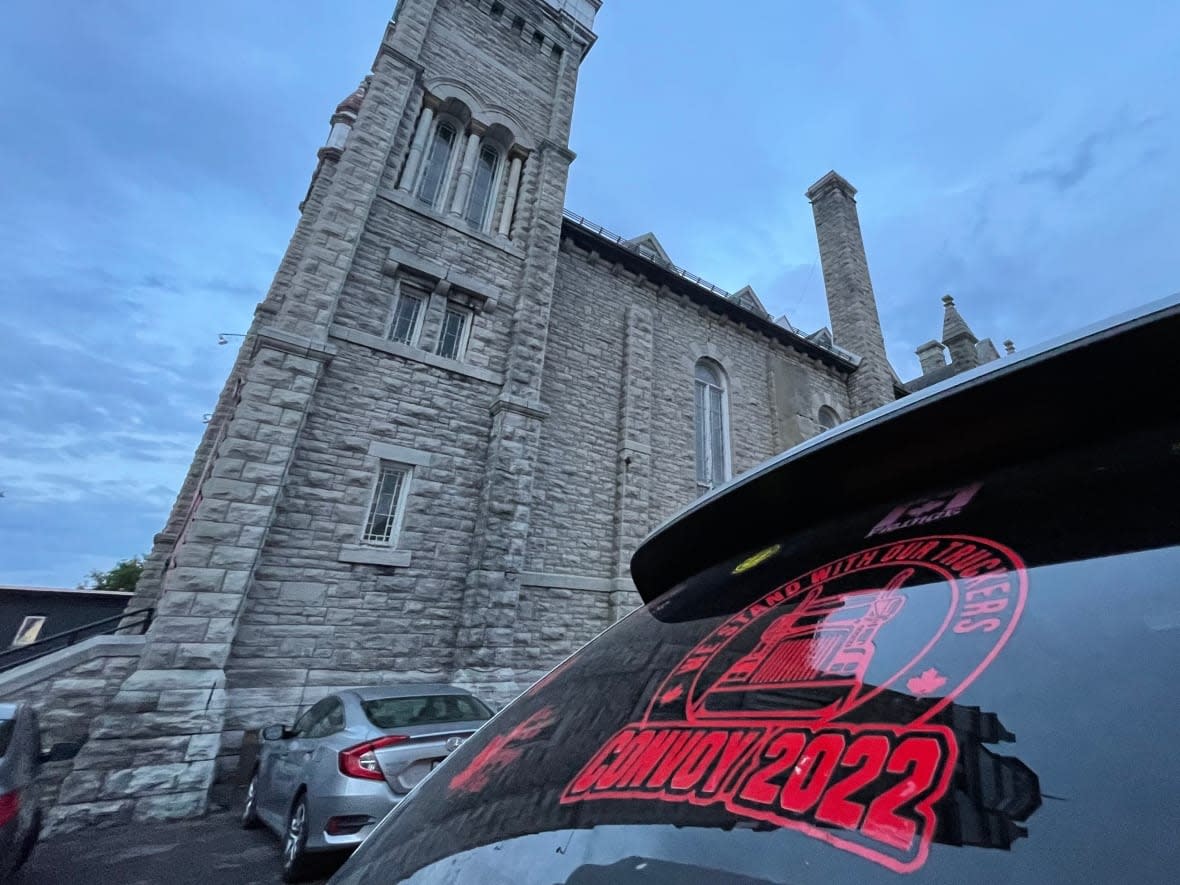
[47,799,135,836]
[185,733,223,762]
[132,789,210,823]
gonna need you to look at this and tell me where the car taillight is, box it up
[338,735,409,781]
[0,790,20,827]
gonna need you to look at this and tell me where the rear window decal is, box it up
[561,534,1028,873]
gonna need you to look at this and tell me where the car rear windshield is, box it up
[362,695,492,730]
[335,422,1180,885]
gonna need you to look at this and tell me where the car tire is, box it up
[240,771,262,830]
[281,793,313,883]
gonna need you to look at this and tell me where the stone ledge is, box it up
[0,635,145,696]
[338,545,412,568]
[490,394,550,420]
[520,572,613,593]
[328,324,504,385]
[253,325,337,362]
[367,440,433,466]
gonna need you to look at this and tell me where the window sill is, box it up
[338,545,412,567]
[328,324,504,385]
[377,188,526,260]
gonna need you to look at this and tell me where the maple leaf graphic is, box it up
[907,668,948,696]
[659,684,685,705]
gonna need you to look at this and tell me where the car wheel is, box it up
[281,793,313,883]
[240,771,261,829]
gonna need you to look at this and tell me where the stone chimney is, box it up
[941,294,979,370]
[915,340,948,375]
[806,171,894,415]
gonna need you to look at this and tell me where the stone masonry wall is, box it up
[527,237,855,584]
[1,640,142,817]
[418,0,564,143]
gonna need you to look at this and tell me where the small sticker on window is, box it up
[867,483,982,537]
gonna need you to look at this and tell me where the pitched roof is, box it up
[623,232,672,266]
[731,285,770,319]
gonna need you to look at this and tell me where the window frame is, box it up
[11,615,47,647]
[435,303,473,362]
[464,143,503,231]
[292,697,335,738]
[305,698,346,739]
[693,359,731,491]
[387,278,430,347]
[416,118,460,209]
[817,405,841,432]
[362,461,413,547]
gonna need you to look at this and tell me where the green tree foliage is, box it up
[81,556,145,593]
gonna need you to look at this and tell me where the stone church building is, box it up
[50,0,1005,825]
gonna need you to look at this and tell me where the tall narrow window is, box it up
[436,305,471,360]
[389,283,427,346]
[817,406,840,431]
[464,145,499,229]
[417,121,456,208]
[363,464,410,545]
[694,360,729,489]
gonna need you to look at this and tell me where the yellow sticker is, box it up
[732,544,782,575]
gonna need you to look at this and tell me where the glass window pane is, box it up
[390,292,423,345]
[694,381,709,484]
[363,466,407,544]
[465,147,498,228]
[362,694,493,729]
[694,362,721,385]
[709,386,725,485]
[437,308,468,360]
[417,122,456,207]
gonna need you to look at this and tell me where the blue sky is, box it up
[1,0,1177,587]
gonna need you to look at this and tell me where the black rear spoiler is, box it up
[630,294,1180,604]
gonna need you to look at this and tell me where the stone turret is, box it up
[941,294,979,370]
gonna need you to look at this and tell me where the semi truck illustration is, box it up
[703,568,914,719]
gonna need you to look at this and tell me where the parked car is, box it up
[0,702,79,879]
[243,684,494,881]
[328,294,1180,884]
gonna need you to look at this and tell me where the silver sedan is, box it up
[241,684,493,882]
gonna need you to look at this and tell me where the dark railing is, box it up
[0,607,155,674]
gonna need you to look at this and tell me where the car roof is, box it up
[344,684,474,701]
[631,292,1180,603]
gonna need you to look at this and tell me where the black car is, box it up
[330,294,1180,884]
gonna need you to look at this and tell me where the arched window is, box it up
[694,360,729,489]
[817,405,840,431]
[417,120,457,208]
[464,145,500,229]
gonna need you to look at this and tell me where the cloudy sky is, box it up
[2,0,1177,587]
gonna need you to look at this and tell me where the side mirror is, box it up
[261,724,291,741]
[39,741,82,764]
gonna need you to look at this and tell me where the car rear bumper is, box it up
[305,783,401,852]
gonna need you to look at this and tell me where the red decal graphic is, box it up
[561,535,1027,873]
[450,706,556,793]
[868,483,983,537]
[907,668,947,696]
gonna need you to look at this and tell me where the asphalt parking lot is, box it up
[12,807,341,885]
